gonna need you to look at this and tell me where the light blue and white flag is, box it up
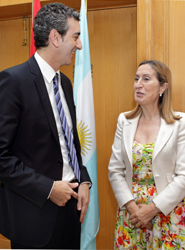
[73,0,99,249]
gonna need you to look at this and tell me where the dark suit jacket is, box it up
[0,56,91,247]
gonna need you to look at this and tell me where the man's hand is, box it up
[49,180,79,206]
[77,183,90,223]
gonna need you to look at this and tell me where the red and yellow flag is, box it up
[30,0,41,57]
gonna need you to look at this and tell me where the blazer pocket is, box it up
[167,173,175,183]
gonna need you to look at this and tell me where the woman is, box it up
[108,60,185,249]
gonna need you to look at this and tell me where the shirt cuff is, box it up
[80,181,92,189]
[47,181,55,199]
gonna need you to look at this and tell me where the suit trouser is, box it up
[11,187,81,249]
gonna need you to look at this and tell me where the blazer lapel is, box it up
[123,113,174,165]
[28,56,60,145]
[153,118,174,162]
[124,114,140,166]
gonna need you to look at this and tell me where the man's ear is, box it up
[49,29,60,48]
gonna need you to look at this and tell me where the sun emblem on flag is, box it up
[77,120,92,156]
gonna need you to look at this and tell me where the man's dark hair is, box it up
[33,2,80,49]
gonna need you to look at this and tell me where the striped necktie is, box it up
[53,73,80,182]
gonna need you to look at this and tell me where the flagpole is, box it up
[32,0,34,21]
[84,0,87,13]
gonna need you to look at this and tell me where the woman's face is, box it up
[134,64,163,108]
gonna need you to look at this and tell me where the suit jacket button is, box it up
[58,160,62,166]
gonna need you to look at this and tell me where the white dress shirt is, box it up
[34,52,75,182]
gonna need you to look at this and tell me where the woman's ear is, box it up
[161,82,168,95]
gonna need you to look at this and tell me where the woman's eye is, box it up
[144,77,149,81]
[135,77,139,81]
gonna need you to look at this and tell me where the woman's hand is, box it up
[125,200,152,230]
[125,200,140,215]
[129,203,159,229]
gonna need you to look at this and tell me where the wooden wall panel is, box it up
[0,17,30,71]
[137,0,185,113]
[169,1,185,112]
[137,0,169,64]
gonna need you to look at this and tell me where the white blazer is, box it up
[108,112,185,216]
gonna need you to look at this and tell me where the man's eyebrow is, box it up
[73,32,80,36]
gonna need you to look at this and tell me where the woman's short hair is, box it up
[125,60,181,123]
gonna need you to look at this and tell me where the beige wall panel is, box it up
[137,0,152,64]
[137,0,170,65]
[169,1,185,112]
[137,0,185,113]
[152,0,170,64]
[0,17,30,71]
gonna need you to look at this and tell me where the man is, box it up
[0,2,91,249]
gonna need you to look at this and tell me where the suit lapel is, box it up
[153,118,174,161]
[124,115,140,166]
[28,56,60,145]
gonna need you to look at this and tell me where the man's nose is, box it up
[77,38,82,50]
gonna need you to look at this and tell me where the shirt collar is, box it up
[34,52,60,84]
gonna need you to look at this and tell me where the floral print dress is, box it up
[114,141,185,250]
